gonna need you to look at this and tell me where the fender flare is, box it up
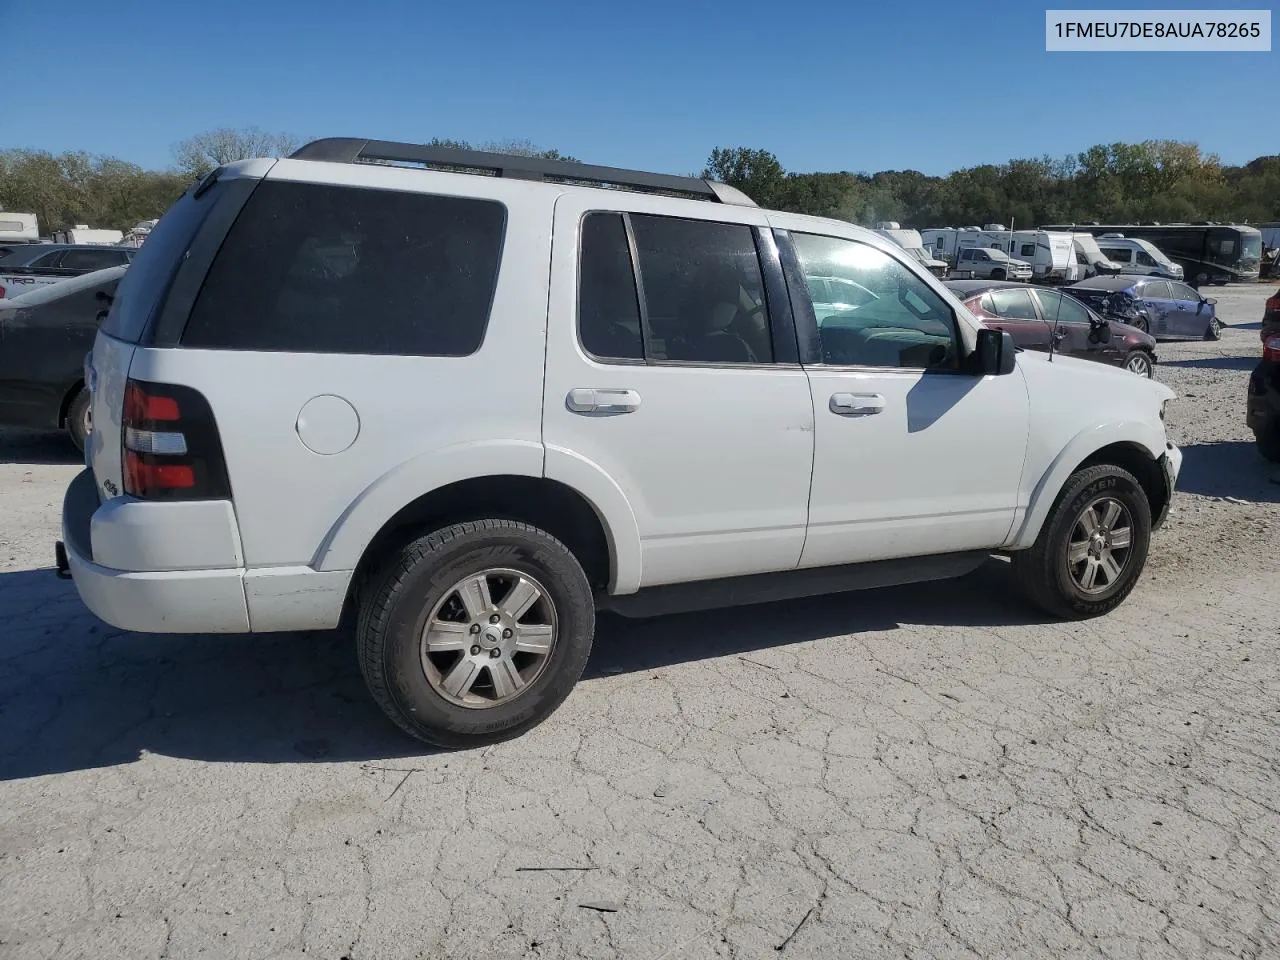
[311,439,644,595]
[1008,420,1167,550]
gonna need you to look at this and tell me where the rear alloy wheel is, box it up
[1203,317,1223,341]
[356,519,595,748]
[1130,316,1150,334]
[66,389,92,452]
[1123,351,1154,377]
[1012,464,1152,619]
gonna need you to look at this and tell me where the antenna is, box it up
[1048,289,1064,362]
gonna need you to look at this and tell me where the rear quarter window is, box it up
[180,181,506,356]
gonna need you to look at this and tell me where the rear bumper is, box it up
[1247,360,1279,433]
[59,468,350,634]
[61,469,251,632]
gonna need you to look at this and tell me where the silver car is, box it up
[955,247,1033,281]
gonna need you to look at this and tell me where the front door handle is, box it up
[830,392,885,416]
[567,388,641,415]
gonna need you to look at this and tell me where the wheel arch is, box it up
[58,378,85,427]
[1009,424,1168,550]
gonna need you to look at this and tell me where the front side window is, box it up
[791,232,958,370]
[1136,251,1156,267]
[182,181,506,356]
[577,212,774,365]
[1169,282,1199,301]
[988,288,1040,320]
[1033,290,1090,325]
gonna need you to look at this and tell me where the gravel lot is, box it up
[2,284,1278,960]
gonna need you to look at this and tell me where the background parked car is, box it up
[953,247,1033,281]
[0,265,126,449]
[0,244,135,299]
[1066,276,1221,341]
[1248,287,1280,461]
[947,279,1158,377]
[1094,236,1184,281]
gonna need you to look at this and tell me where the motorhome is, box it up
[1041,222,1259,285]
[990,230,1081,283]
[1069,233,1123,278]
[0,212,39,244]
[873,222,949,277]
[1091,235,1184,281]
[50,226,125,246]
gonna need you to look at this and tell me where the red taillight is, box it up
[1267,292,1280,313]
[0,285,6,298]
[121,378,229,500]
[1264,334,1280,363]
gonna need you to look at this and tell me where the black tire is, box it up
[357,519,594,748]
[1130,315,1150,335]
[1122,350,1154,378]
[990,269,1006,281]
[66,388,91,452]
[1011,464,1152,619]
[1203,318,1223,341]
[1256,424,1280,463]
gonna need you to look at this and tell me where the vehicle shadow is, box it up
[0,559,1046,780]
[0,428,81,466]
[1175,440,1280,504]
[1162,356,1259,372]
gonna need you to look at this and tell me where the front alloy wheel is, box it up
[1123,351,1154,377]
[1065,497,1133,594]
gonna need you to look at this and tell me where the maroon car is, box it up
[944,279,1159,378]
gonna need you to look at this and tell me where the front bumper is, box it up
[1154,442,1182,530]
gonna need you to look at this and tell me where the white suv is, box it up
[59,138,1182,748]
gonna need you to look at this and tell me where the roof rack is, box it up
[287,138,756,207]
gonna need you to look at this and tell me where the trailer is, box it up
[50,226,124,246]
[0,212,39,244]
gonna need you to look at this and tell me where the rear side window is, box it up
[60,248,125,271]
[1141,281,1172,300]
[577,211,774,365]
[988,288,1039,320]
[182,181,506,356]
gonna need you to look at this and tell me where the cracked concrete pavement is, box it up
[1,284,1278,959]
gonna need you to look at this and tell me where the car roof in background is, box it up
[942,279,1030,297]
[0,243,134,266]
[1067,275,1157,291]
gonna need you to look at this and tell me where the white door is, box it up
[781,228,1029,568]
[542,194,815,589]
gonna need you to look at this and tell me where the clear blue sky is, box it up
[4,0,1275,176]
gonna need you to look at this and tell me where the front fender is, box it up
[1007,419,1168,550]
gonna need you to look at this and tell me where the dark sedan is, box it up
[0,265,126,449]
[945,279,1159,377]
[1065,275,1222,341]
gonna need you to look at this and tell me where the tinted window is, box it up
[792,233,957,370]
[988,288,1040,320]
[578,213,643,361]
[1101,247,1131,263]
[183,181,506,355]
[1140,281,1173,300]
[1020,243,1036,257]
[1034,290,1090,325]
[629,214,773,364]
[29,251,63,268]
[60,248,125,271]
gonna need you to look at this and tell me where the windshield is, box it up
[1240,233,1262,266]
[1133,239,1173,266]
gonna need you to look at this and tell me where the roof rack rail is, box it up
[287,138,757,206]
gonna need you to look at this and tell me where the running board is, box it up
[596,551,989,619]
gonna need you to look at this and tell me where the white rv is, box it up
[873,222,949,278]
[0,212,39,244]
[1069,233,1123,278]
[50,225,125,246]
[991,230,1082,283]
[1093,234,1184,280]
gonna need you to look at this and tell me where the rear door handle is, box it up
[830,392,885,416]
[567,388,641,414]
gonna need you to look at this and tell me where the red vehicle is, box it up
[945,279,1159,378]
[1246,288,1280,461]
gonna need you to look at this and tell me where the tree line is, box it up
[702,142,1279,228]
[2,128,1276,236]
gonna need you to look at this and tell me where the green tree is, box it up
[702,147,786,207]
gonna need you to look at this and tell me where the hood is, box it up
[1019,348,1175,400]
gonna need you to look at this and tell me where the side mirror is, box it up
[1089,319,1111,344]
[975,328,1017,376]
[1202,296,1217,306]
